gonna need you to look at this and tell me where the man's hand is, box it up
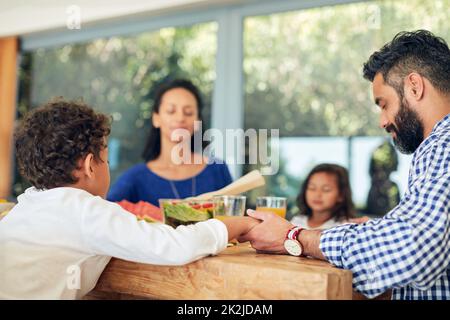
[237,209,294,254]
[348,216,370,224]
[221,216,261,242]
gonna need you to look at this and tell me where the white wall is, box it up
[0,0,242,37]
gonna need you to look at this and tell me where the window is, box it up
[14,22,217,196]
[243,0,450,216]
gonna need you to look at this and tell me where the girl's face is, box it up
[305,172,342,215]
[152,88,199,144]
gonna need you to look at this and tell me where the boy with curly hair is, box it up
[0,98,259,299]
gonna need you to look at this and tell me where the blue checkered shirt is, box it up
[320,113,450,300]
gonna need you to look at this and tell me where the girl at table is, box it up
[107,79,232,205]
[290,163,356,230]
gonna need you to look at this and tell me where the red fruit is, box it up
[117,200,163,222]
[201,203,214,209]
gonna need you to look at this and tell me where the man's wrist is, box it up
[297,230,326,260]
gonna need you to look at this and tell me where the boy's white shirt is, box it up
[290,214,344,230]
[0,187,228,300]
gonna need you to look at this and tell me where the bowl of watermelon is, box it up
[117,200,164,223]
[159,199,215,228]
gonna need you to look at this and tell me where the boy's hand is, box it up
[220,216,261,242]
[240,216,261,240]
[237,209,294,253]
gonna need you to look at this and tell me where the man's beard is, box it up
[385,99,424,154]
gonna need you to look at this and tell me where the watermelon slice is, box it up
[117,200,164,223]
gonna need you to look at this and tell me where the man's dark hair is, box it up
[14,98,111,190]
[363,30,450,97]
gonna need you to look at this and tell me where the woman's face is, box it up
[152,87,199,143]
[305,172,342,215]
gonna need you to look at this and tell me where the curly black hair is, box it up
[363,30,450,97]
[14,98,111,190]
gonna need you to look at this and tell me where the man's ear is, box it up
[405,73,425,101]
[82,153,95,178]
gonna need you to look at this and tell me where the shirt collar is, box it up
[413,112,450,157]
[431,112,450,135]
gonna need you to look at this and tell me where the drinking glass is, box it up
[213,195,246,246]
[213,195,246,220]
[255,196,287,218]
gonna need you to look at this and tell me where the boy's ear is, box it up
[82,153,95,178]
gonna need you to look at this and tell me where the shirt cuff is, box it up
[319,223,354,268]
[201,218,229,255]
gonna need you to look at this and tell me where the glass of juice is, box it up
[213,195,246,246]
[213,195,246,220]
[255,196,287,218]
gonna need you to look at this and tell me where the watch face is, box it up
[284,239,302,256]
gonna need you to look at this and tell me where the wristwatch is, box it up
[284,226,304,256]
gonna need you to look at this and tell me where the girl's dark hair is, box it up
[142,79,205,162]
[296,163,355,221]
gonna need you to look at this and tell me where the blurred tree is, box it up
[365,140,400,216]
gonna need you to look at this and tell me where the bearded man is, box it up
[240,30,450,300]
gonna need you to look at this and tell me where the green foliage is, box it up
[243,0,450,136]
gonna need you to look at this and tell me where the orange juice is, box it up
[256,207,286,218]
[214,215,232,222]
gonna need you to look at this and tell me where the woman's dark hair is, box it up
[296,163,355,221]
[14,98,111,190]
[363,30,450,98]
[142,79,205,162]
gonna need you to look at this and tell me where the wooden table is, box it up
[88,243,353,300]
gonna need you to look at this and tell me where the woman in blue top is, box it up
[107,79,232,206]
